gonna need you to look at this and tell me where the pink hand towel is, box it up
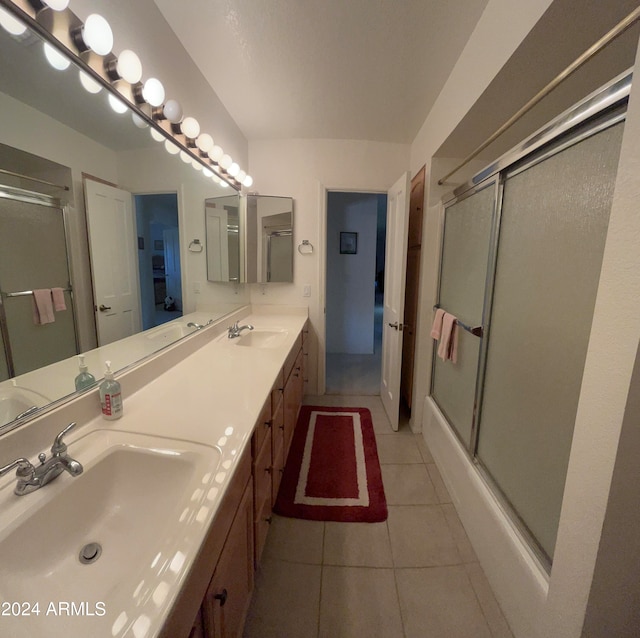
[33,289,55,325]
[51,287,66,312]
[430,308,445,340]
[437,312,459,363]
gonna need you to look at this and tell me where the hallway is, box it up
[243,395,513,638]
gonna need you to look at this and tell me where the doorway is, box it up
[134,193,183,330]
[325,191,387,394]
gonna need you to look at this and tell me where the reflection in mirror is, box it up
[0,11,245,431]
[246,196,294,283]
[205,195,241,283]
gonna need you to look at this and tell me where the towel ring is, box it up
[189,239,204,253]
[298,240,313,254]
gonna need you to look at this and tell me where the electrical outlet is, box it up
[193,281,201,294]
[303,284,311,297]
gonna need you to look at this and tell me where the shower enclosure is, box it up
[0,186,78,381]
[431,73,628,568]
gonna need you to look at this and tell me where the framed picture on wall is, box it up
[340,232,358,255]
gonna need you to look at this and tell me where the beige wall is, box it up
[248,138,410,394]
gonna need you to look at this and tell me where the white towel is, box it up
[33,289,55,325]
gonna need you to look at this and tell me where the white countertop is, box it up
[0,307,307,638]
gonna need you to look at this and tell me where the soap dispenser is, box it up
[74,354,96,391]
[99,360,123,420]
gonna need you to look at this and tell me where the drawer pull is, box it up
[265,420,272,428]
[264,516,273,524]
[279,424,285,431]
[265,466,272,475]
[214,589,228,607]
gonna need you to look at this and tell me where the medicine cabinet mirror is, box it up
[205,195,241,283]
[245,195,294,283]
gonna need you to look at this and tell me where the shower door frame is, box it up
[432,70,631,570]
[0,184,79,378]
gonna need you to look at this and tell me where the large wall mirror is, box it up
[0,7,245,431]
[246,195,294,283]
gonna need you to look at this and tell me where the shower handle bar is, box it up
[433,305,483,338]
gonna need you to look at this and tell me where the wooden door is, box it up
[400,166,425,410]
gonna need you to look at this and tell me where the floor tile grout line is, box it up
[462,562,498,638]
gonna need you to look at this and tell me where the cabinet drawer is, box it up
[271,368,285,411]
[254,489,272,567]
[283,335,302,381]
[253,396,272,458]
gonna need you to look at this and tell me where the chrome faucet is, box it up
[228,321,255,339]
[0,422,83,496]
[187,319,213,330]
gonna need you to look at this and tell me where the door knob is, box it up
[388,322,398,330]
[99,304,112,312]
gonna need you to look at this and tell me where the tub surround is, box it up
[0,305,308,637]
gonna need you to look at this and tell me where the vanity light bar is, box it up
[0,0,253,190]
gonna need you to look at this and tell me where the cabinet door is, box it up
[203,482,254,638]
[253,429,273,567]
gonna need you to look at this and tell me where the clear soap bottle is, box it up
[74,354,96,391]
[99,360,123,420]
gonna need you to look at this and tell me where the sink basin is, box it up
[234,330,288,349]
[145,322,195,343]
[0,386,51,424]
[0,429,221,636]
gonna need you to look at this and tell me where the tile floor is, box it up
[243,395,513,638]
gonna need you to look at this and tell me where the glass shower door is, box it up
[431,183,495,447]
[476,122,624,561]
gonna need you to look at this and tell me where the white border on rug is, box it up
[294,410,370,507]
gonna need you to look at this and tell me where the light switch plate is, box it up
[193,281,201,294]
[303,284,311,297]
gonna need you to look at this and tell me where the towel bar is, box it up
[433,305,483,338]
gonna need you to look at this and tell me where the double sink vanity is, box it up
[0,305,308,638]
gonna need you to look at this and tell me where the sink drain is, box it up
[79,542,102,564]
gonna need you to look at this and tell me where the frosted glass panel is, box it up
[432,184,494,445]
[477,122,624,560]
[0,198,76,375]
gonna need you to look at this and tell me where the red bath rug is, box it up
[274,406,387,522]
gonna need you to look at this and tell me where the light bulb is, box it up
[131,113,148,129]
[243,174,253,188]
[164,139,180,155]
[42,0,70,10]
[203,168,213,178]
[79,70,102,94]
[108,93,128,114]
[209,145,224,162]
[142,78,165,107]
[116,49,142,84]
[192,159,203,171]
[196,133,213,153]
[228,162,240,177]
[219,154,232,170]
[220,180,229,188]
[181,117,200,139]
[163,99,182,123]
[237,170,247,183]
[179,150,191,164]
[82,14,113,56]
[0,7,27,35]
[150,127,165,142]
[43,42,70,70]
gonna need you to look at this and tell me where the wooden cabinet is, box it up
[181,325,307,638]
[203,482,254,638]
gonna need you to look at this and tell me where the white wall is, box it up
[326,194,378,354]
[248,139,410,394]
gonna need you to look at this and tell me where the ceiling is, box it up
[153,0,490,144]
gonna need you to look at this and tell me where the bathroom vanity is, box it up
[0,305,308,638]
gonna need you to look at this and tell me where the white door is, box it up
[205,207,229,281]
[163,227,182,309]
[380,172,410,430]
[84,178,141,346]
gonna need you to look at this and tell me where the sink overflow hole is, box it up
[79,542,102,564]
